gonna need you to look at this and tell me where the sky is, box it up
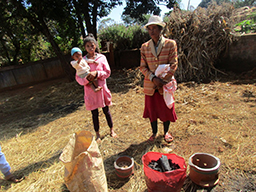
[103,0,202,23]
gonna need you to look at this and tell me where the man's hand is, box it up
[152,77,166,89]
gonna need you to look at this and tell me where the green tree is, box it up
[198,0,211,8]
[121,14,150,26]
[233,0,256,8]
[0,0,122,62]
[98,24,150,50]
[1,0,122,80]
[98,18,116,31]
[8,0,75,80]
[72,0,122,39]
[0,1,41,65]
[122,0,178,21]
[198,0,232,8]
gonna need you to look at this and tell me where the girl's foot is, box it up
[96,137,101,143]
[110,128,117,138]
[96,132,101,143]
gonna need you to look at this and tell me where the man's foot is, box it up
[5,174,24,183]
[110,129,117,138]
[164,132,174,143]
[148,134,156,142]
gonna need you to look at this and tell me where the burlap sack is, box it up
[59,130,108,192]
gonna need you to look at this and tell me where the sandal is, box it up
[148,134,156,142]
[96,137,101,143]
[95,134,101,143]
[164,133,174,143]
[5,174,24,183]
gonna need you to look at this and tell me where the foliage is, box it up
[121,14,151,26]
[198,0,256,8]
[198,0,232,8]
[235,11,256,33]
[0,2,41,66]
[233,0,256,8]
[122,0,178,22]
[0,0,122,68]
[29,36,53,61]
[0,0,77,68]
[69,0,122,39]
[98,24,150,50]
[98,18,116,31]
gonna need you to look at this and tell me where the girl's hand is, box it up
[77,58,82,64]
[87,71,98,81]
[152,77,166,89]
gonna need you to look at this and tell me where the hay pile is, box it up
[165,3,239,82]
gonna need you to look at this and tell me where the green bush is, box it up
[235,11,256,34]
[98,24,150,51]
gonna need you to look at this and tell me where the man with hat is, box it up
[140,15,178,142]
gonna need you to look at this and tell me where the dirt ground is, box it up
[0,68,255,191]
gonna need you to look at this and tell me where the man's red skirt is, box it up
[143,91,177,122]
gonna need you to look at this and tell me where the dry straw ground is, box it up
[0,67,255,192]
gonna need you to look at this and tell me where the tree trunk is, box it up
[78,14,86,39]
[92,0,98,39]
[40,18,74,81]
[73,0,86,39]
[12,41,20,65]
[82,1,93,35]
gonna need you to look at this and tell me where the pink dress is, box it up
[75,53,112,111]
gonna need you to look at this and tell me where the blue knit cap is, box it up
[71,47,82,56]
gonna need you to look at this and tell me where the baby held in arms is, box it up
[70,47,102,92]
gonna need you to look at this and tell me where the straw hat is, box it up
[144,15,166,28]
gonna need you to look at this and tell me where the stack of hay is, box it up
[165,2,239,82]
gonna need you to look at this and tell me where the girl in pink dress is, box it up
[75,34,117,142]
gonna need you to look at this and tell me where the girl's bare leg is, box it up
[92,80,102,92]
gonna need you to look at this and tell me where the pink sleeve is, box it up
[97,56,111,80]
[75,75,89,85]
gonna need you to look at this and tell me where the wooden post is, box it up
[107,42,115,68]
